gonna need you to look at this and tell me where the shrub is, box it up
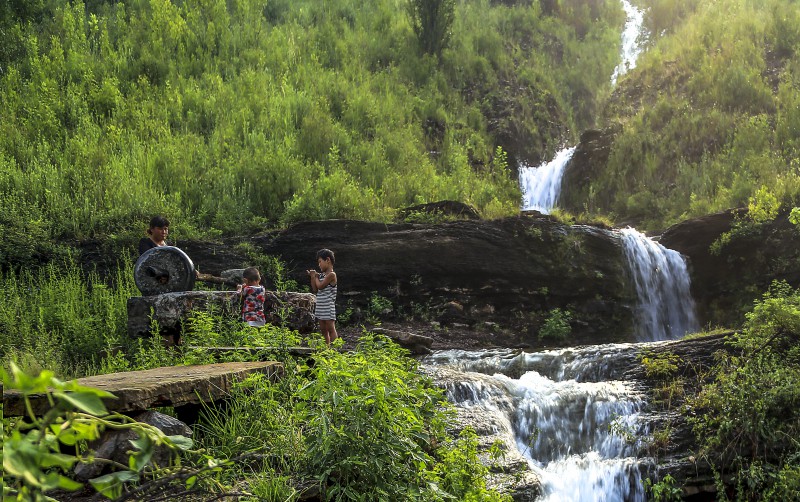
[687,282,800,499]
[538,308,572,341]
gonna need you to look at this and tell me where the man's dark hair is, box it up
[149,215,170,229]
[317,248,335,265]
[243,267,261,282]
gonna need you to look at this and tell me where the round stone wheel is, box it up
[134,246,196,296]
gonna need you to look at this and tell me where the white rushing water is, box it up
[520,146,576,213]
[611,0,645,85]
[424,344,651,501]
[620,228,699,341]
[519,1,646,213]
[501,4,685,499]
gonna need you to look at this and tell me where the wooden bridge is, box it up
[2,361,283,421]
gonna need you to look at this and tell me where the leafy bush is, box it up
[538,308,573,341]
[566,0,800,230]
[688,282,800,499]
[2,363,200,501]
[198,334,511,500]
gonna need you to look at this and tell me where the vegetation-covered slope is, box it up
[0,0,625,269]
[563,0,800,230]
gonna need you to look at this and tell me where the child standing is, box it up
[307,249,338,345]
[237,267,266,328]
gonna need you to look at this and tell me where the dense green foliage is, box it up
[3,329,511,500]
[0,260,138,377]
[688,283,800,500]
[199,336,510,501]
[0,0,625,269]
[564,0,800,230]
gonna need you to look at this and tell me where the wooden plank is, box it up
[196,346,317,358]
[3,361,283,417]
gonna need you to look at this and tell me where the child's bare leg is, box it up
[329,321,338,342]
[321,320,332,345]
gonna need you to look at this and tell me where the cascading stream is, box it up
[611,0,645,85]
[424,345,651,501]
[620,228,699,341]
[488,3,685,499]
[520,146,576,214]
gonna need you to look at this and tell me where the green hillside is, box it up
[0,0,624,269]
[565,0,800,230]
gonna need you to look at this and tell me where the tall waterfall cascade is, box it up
[620,228,699,341]
[611,0,645,85]
[519,0,645,214]
[424,345,651,502]
[485,3,687,499]
[519,146,576,214]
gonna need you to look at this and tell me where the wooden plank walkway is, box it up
[3,361,283,417]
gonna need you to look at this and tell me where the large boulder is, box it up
[558,125,621,216]
[660,209,800,327]
[249,216,637,348]
[127,290,317,339]
[74,411,192,482]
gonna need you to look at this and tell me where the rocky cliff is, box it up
[660,209,800,328]
[181,215,637,349]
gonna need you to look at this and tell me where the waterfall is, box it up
[424,344,651,501]
[611,0,645,85]
[520,1,646,215]
[491,4,688,499]
[620,228,699,341]
[520,146,576,213]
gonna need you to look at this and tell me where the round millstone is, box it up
[134,246,196,296]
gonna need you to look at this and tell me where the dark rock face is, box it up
[660,209,800,327]
[248,216,637,348]
[558,125,621,215]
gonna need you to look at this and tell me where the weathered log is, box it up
[3,361,283,417]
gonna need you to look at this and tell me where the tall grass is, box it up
[0,0,625,268]
[565,0,800,230]
[0,260,137,377]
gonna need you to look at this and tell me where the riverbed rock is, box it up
[426,366,542,501]
[625,332,734,499]
[249,216,637,348]
[368,327,434,355]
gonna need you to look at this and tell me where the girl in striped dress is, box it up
[307,248,338,345]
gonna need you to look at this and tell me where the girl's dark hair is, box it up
[243,267,261,282]
[317,248,335,265]
[148,215,170,229]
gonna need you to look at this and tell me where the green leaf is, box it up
[90,471,139,500]
[53,391,109,416]
[128,435,155,471]
[39,452,78,470]
[56,475,84,491]
[165,435,193,451]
